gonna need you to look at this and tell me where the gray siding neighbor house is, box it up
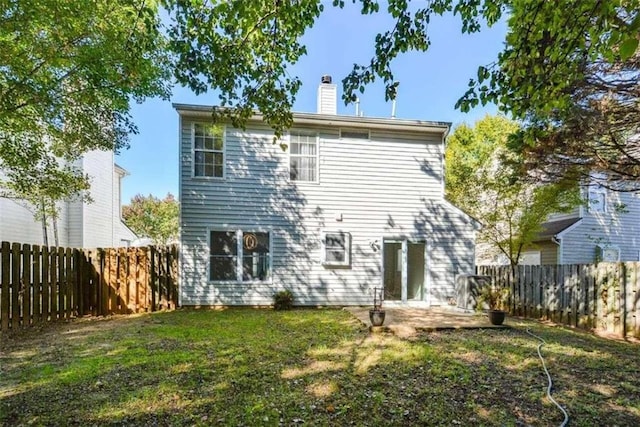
[522,183,640,265]
[176,77,479,307]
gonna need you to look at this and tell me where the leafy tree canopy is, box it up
[0,0,171,201]
[165,0,640,183]
[122,193,179,246]
[446,115,581,265]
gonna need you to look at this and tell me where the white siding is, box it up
[180,118,477,306]
[561,190,640,263]
[81,150,116,248]
[66,157,84,248]
[113,168,137,246]
[0,171,71,246]
[1,151,132,248]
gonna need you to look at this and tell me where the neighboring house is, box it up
[521,181,640,264]
[175,75,480,307]
[0,150,137,248]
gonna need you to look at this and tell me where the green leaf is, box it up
[619,37,639,61]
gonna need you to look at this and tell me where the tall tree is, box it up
[446,115,581,265]
[457,1,640,185]
[164,0,640,183]
[122,194,179,246]
[0,0,171,204]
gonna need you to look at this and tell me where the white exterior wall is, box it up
[81,150,116,248]
[561,190,640,263]
[0,169,72,247]
[0,197,72,246]
[179,116,478,306]
[1,150,135,248]
[113,168,137,246]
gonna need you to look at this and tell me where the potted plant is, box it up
[477,285,510,325]
[369,287,385,327]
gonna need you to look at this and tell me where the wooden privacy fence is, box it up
[477,263,640,338]
[0,242,179,331]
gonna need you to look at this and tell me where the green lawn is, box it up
[1,309,639,426]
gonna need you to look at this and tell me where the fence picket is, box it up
[1,242,10,330]
[478,262,640,338]
[33,245,41,325]
[42,247,50,322]
[21,244,31,326]
[11,243,20,329]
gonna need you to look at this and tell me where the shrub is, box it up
[273,289,294,310]
[477,285,510,311]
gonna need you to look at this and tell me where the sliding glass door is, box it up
[383,240,426,302]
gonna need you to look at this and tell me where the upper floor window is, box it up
[588,187,607,213]
[340,128,370,140]
[194,123,224,177]
[290,132,318,182]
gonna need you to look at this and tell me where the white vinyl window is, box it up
[289,131,318,182]
[209,230,271,282]
[588,187,607,213]
[596,244,620,262]
[194,123,224,177]
[340,128,370,140]
[322,232,351,267]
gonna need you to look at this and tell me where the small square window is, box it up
[596,244,620,262]
[588,188,607,213]
[322,232,351,267]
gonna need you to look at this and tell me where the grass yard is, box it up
[1,308,639,426]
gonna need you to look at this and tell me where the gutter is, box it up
[172,103,450,136]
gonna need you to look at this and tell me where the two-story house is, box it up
[0,149,137,248]
[176,76,479,307]
[521,181,640,264]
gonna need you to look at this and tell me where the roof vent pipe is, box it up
[355,97,360,116]
[391,99,397,119]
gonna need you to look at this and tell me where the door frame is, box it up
[380,236,430,305]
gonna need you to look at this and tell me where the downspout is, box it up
[551,236,562,264]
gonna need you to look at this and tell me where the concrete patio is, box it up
[346,307,510,338]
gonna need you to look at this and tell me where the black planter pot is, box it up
[369,309,386,326]
[488,310,506,325]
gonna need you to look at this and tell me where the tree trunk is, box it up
[52,207,59,247]
[40,198,49,247]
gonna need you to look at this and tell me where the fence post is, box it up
[21,244,31,327]
[11,243,21,329]
[150,246,157,312]
[75,249,83,316]
[32,245,42,325]
[1,242,10,330]
[172,245,179,308]
[631,262,640,338]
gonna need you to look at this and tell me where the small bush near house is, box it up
[273,289,294,310]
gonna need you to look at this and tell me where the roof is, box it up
[114,163,129,176]
[172,103,450,135]
[534,218,582,242]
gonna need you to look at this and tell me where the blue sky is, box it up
[117,5,507,203]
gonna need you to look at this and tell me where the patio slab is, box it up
[345,307,510,338]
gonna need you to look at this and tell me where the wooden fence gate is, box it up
[477,263,640,338]
[0,242,179,331]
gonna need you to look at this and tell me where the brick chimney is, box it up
[317,75,337,115]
